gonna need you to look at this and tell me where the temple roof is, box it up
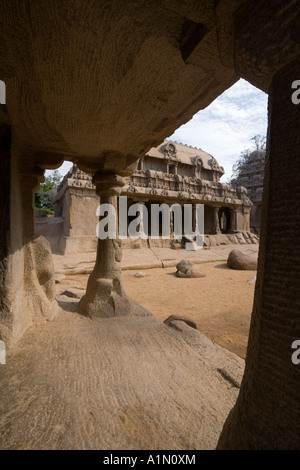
[146,140,224,174]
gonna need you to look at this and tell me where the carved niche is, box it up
[194,156,203,179]
[164,142,177,160]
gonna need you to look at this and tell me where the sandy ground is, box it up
[60,261,256,359]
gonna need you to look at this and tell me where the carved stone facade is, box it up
[231,149,265,234]
[49,141,255,254]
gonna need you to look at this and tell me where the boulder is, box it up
[131,271,147,278]
[227,249,258,270]
[176,259,195,274]
[176,260,205,278]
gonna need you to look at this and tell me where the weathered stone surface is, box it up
[247,275,257,285]
[176,260,195,274]
[0,0,298,451]
[0,311,244,450]
[78,173,132,318]
[218,55,300,451]
[60,290,80,299]
[164,315,197,330]
[176,260,205,278]
[54,274,65,284]
[176,266,206,278]
[227,249,258,270]
[31,236,57,302]
[131,272,147,278]
[49,145,253,255]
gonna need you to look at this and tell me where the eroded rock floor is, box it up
[0,302,244,450]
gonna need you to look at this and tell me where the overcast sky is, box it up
[49,78,268,182]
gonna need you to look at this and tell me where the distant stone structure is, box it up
[38,141,257,254]
[231,149,265,234]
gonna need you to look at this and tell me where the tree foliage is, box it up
[35,170,63,211]
[231,135,266,180]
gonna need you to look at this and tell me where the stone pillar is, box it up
[20,169,45,244]
[137,201,147,238]
[168,204,174,237]
[0,141,58,345]
[217,57,300,449]
[192,203,197,233]
[212,206,221,234]
[79,172,131,318]
[0,125,12,344]
[229,208,237,232]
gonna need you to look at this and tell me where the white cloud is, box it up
[169,78,268,181]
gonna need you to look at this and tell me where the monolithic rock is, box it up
[227,249,258,270]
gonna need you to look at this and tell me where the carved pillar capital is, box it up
[20,166,45,192]
[92,171,125,197]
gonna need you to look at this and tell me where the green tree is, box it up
[250,134,266,151]
[231,134,266,181]
[35,170,63,211]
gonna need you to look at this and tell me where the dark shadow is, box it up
[214,263,229,270]
[57,297,80,313]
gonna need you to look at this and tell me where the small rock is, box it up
[176,266,205,278]
[164,315,197,330]
[60,290,80,299]
[111,293,131,316]
[247,275,257,284]
[131,271,147,278]
[65,281,85,290]
[176,260,205,278]
[176,260,195,274]
[54,274,65,284]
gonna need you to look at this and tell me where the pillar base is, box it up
[78,279,131,318]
